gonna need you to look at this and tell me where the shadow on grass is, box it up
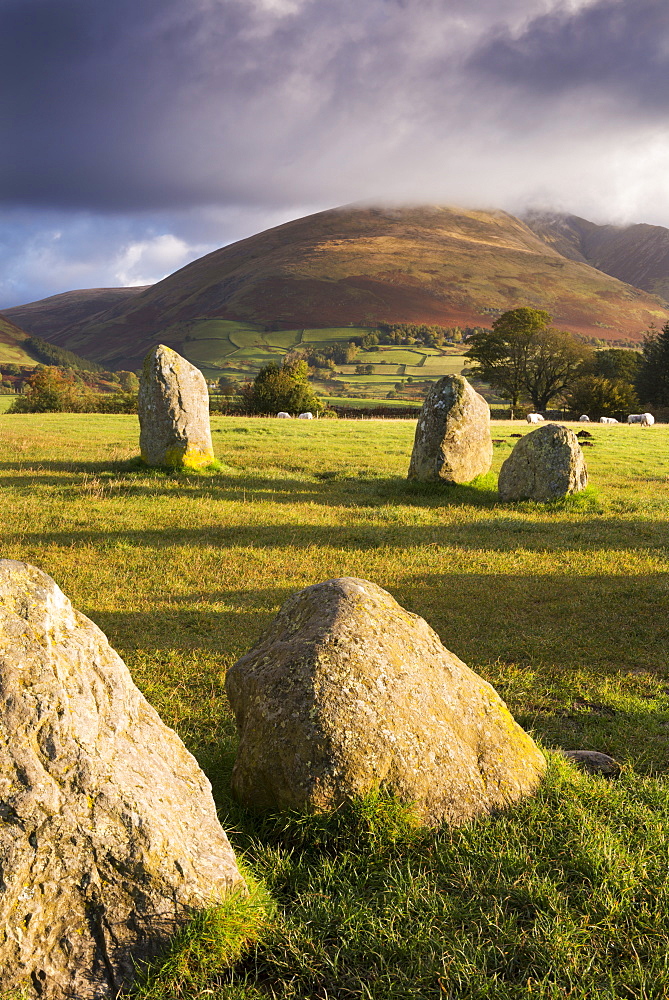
[81,567,669,787]
[8,511,668,552]
[0,458,506,508]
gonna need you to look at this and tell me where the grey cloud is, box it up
[470,0,669,112]
[0,0,555,211]
[2,0,669,308]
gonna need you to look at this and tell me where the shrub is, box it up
[244,360,324,415]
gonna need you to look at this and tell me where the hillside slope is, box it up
[3,287,149,341]
[525,212,669,301]
[10,206,669,370]
[0,313,36,365]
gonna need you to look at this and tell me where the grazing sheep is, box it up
[277,411,292,418]
[600,416,618,424]
[298,412,314,419]
[628,413,655,426]
[526,413,544,424]
[579,415,590,422]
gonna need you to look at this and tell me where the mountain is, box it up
[0,313,36,365]
[524,211,669,301]
[7,205,669,370]
[3,287,149,342]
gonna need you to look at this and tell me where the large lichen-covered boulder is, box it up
[0,560,244,999]
[498,423,588,501]
[139,344,214,468]
[408,374,493,483]
[226,577,545,826]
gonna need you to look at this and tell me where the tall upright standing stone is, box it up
[139,344,214,468]
[408,374,493,483]
[0,559,245,998]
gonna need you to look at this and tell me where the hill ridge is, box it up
[5,204,669,370]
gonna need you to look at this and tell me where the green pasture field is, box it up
[0,395,16,413]
[2,414,669,997]
[168,319,468,392]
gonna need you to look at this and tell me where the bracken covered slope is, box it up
[3,286,149,342]
[525,211,669,301]
[0,313,35,365]
[8,206,669,369]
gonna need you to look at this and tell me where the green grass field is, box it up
[2,414,669,997]
[164,319,468,395]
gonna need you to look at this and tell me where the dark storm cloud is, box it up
[0,0,556,212]
[471,0,669,112]
[2,0,669,307]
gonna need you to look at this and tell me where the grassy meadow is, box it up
[2,413,669,998]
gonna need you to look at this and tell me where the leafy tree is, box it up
[217,376,238,396]
[465,308,591,413]
[8,367,95,412]
[586,348,643,384]
[565,376,638,420]
[521,328,592,411]
[464,308,551,416]
[117,370,140,392]
[637,323,669,405]
[245,359,323,415]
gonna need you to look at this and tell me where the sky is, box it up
[2,0,669,308]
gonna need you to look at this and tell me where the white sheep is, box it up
[579,415,590,422]
[627,413,655,426]
[600,416,618,424]
[526,413,545,424]
[298,412,314,419]
[277,411,292,418]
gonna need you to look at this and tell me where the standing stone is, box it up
[408,375,493,483]
[226,577,546,827]
[498,423,588,501]
[139,344,214,468]
[0,560,244,999]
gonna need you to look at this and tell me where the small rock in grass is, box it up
[560,750,622,778]
[498,423,588,501]
[0,559,244,998]
[226,577,546,826]
[407,375,493,484]
[576,429,593,439]
[139,344,215,468]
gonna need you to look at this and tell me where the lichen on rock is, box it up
[225,577,546,826]
[498,423,588,501]
[0,559,244,999]
[138,344,214,468]
[408,374,493,483]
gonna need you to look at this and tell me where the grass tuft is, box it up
[130,873,273,999]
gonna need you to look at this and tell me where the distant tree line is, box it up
[1,362,139,396]
[6,368,139,413]
[24,336,104,372]
[291,342,360,370]
[464,307,655,418]
[377,323,483,347]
